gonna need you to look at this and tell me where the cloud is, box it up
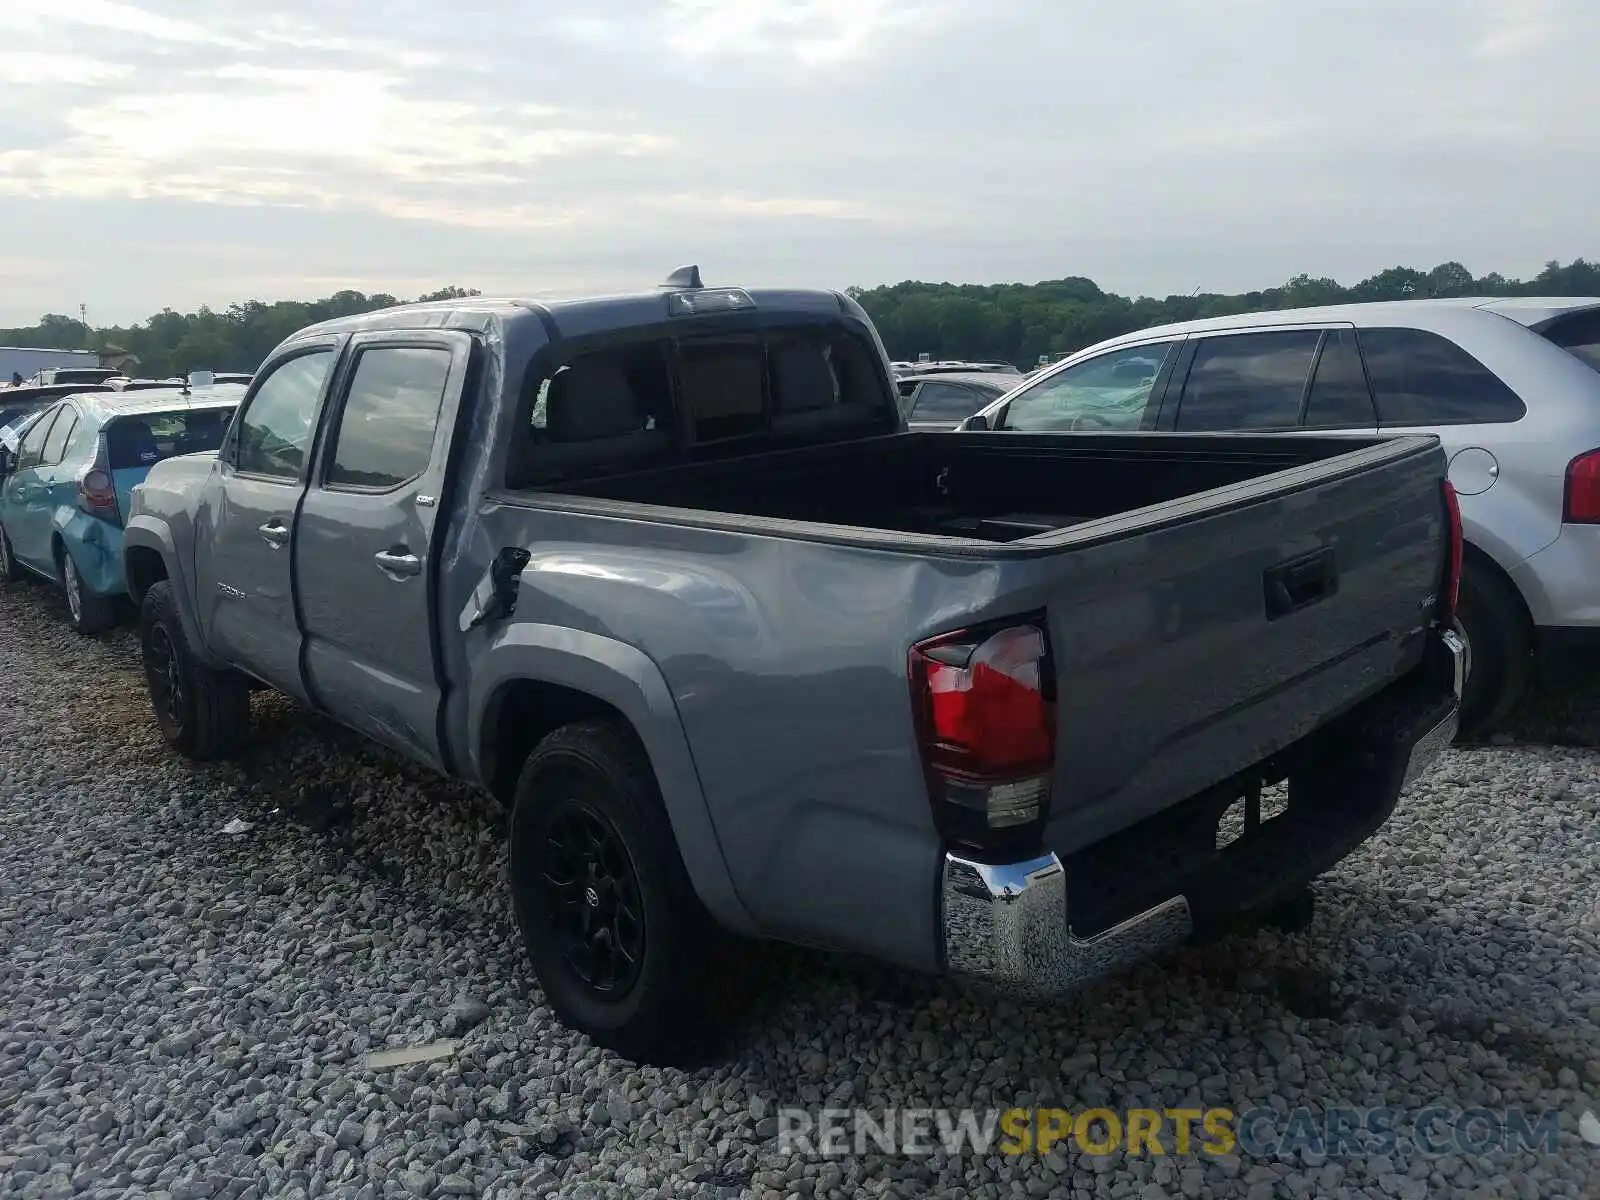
[662,0,956,65]
[0,0,1596,326]
[0,0,237,45]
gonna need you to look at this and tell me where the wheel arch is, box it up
[122,515,216,665]
[467,628,757,936]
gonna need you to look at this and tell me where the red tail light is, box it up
[1564,448,1600,524]
[1439,479,1463,622]
[909,621,1055,849]
[78,436,119,520]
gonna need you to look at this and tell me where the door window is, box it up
[326,347,453,490]
[1000,342,1177,431]
[1302,329,1377,428]
[911,382,984,422]
[1358,327,1527,426]
[41,409,78,466]
[17,406,60,469]
[1175,330,1321,430]
[235,351,335,479]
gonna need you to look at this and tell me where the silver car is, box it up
[960,297,1600,736]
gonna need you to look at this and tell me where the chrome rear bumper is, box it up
[939,625,1464,999]
[941,853,1192,998]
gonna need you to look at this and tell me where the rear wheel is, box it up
[60,548,115,635]
[1454,558,1531,740]
[140,580,252,760]
[0,523,20,584]
[508,720,720,1064]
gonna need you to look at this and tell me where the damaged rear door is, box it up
[294,331,475,770]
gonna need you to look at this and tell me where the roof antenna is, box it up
[661,265,703,290]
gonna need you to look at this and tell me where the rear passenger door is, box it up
[295,333,473,770]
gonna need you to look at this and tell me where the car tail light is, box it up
[1439,479,1463,622]
[1564,448,1600,524]
[908,620,1055,850]
[78,436,119,521]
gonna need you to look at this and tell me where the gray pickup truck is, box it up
[124,271,1465,1063]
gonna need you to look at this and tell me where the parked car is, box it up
[897,370,1021,429]
[28,366,121,387]
[123,273,1461,1063]
[0,382,114,431]
[958,297,1600,737]
[0,385,243,632]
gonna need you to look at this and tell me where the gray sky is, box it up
[0,0,1595,326]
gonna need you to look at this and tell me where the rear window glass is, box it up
[106,408,236,470]
[515,327,890,486]
[911,382,986,422]
[1540,309,1600,373]
[1358,327,1526,426]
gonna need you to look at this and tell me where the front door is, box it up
[2,404,64,571]
[195,346,340,699]
[295,333,472,769]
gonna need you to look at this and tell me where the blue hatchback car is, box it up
[0,385,244,632]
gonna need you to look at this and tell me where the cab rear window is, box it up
[105,408,236,470]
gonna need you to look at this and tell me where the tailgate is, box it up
[1037,436,1448,855]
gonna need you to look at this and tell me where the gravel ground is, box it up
[2,579,1597,1200]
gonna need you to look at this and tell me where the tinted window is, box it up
[327,347,452,490]
[1303,329,1376,428]
[1001,342,1176,431]
[911,382,985,422]
[1176,330,1320,430]
[17,407,59,468]
[106,408,236,470]
[235,351,334,479]
[41,409,78,465]
[1359,327,1526,426]
[1540,309,1600,374]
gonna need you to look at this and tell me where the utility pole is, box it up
[79,304,88,331]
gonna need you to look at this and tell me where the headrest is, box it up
[545,360,643,443]
[771,344,838,414]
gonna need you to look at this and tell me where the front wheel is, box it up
[60,549,116,635]
[508,720,720,1064]
[140,580,252,760]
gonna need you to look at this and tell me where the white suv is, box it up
[963,297,1600,737]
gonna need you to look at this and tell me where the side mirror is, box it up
[959,413,990,432]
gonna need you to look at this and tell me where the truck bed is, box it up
[549,429,1411,546]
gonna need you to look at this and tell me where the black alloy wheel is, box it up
[538,798,647,996]
[145,619,186,735]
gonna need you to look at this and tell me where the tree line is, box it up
[3,261,1598,378]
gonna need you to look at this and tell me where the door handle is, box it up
[374,548,422,579]
[257,520,289,549]
[1263,547,1338,620]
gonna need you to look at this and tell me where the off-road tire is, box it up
[508,719,721,1065]
[140,580,252,760]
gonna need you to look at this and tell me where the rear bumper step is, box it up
[939,625,1464,999]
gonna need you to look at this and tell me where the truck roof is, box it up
[287,283,856,345]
